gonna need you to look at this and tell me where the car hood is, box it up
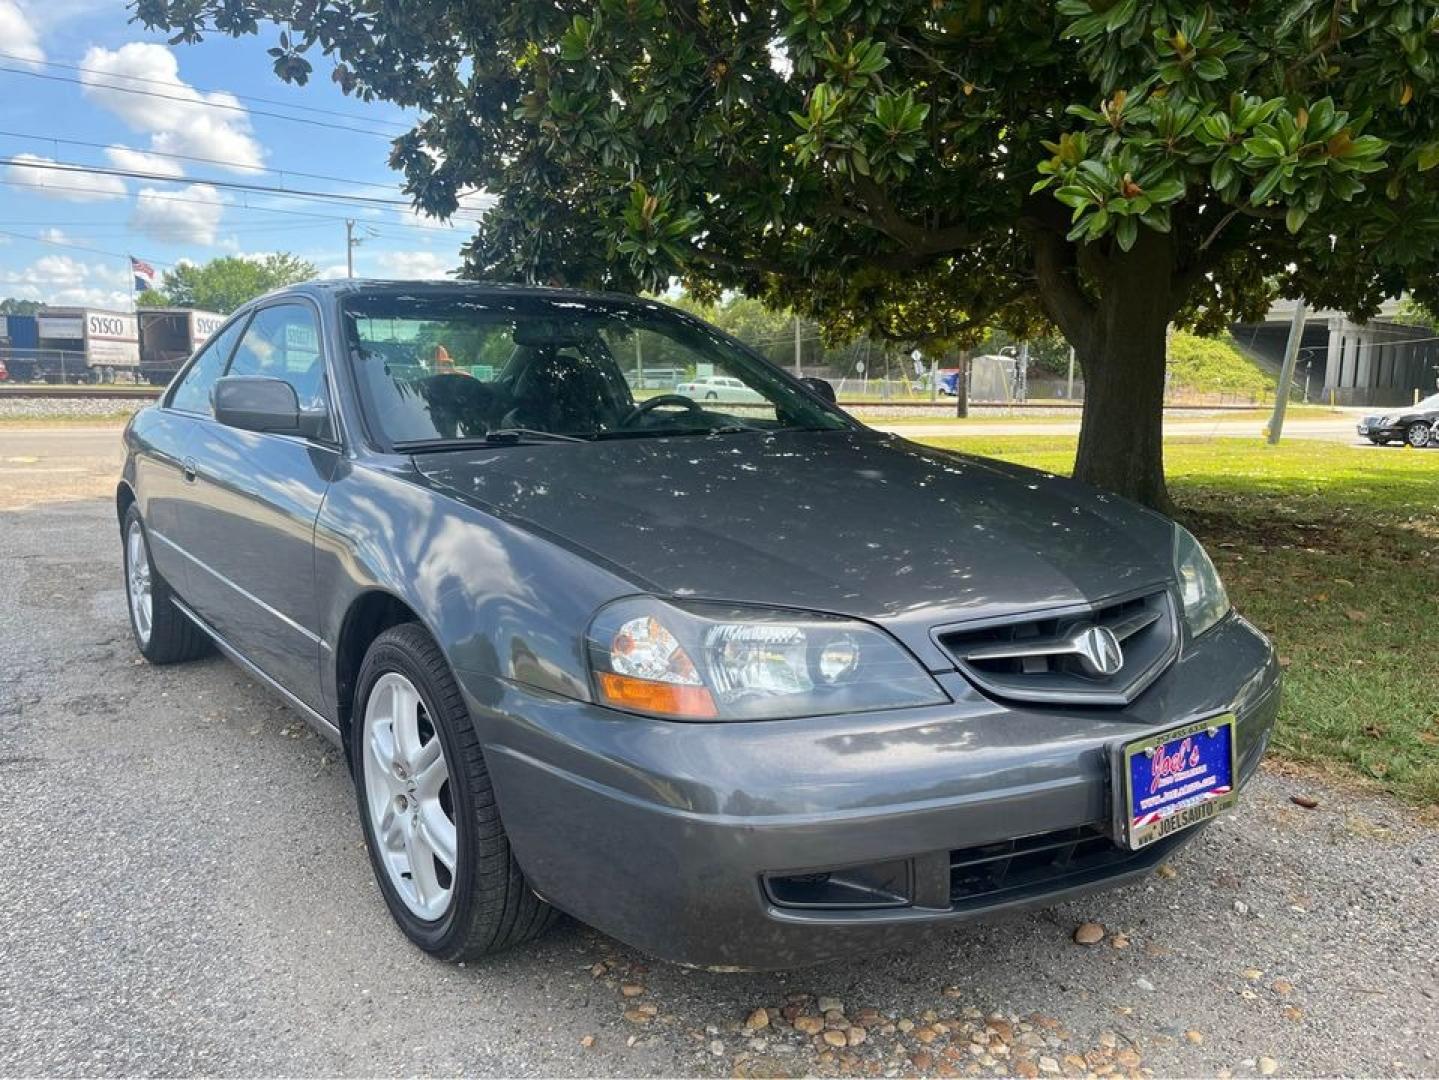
[415,430,1176,661]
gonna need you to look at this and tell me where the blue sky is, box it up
[0,0,483,310]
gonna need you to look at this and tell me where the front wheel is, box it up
[351,623,557,961]
[122,506,210,664]
[1406,421,1432,448]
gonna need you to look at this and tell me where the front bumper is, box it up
[463,612,1280,970]
[1357,421,1404,440]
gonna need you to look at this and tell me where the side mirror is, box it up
[213,376,318,436]
[800,376,837,405]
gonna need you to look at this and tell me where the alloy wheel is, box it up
[125,519,152,646]
[1407,422,1431,448]
[362,671,457,921]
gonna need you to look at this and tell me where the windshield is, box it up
[341,291,852,447]
[1416,393,1439,411]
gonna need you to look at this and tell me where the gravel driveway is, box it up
[1,449,1436,1077]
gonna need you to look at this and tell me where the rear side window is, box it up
[170,316,246,415]
[226,303,328,411]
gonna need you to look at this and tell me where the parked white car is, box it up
[675,374,767,403]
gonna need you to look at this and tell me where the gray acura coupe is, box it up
[118,281,1280,969]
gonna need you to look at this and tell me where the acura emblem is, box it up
[1072,624,1124,676]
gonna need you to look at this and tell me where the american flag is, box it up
[130,257,157,292]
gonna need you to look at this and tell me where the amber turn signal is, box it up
[596,671,718,719]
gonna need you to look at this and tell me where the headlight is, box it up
[587,597,947,720]
[1172,524,1230,639]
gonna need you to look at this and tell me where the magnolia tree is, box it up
[140,0,1439,507]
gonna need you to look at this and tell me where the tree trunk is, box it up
[1036,228,1176,512]
[1073,315,1171,512]
[954,349,969,418]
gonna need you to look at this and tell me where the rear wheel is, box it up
[1406,421,1431,448]
[122,506,210,664]
[351,623,557,960]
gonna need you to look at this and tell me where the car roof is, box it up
[248,278,669,311]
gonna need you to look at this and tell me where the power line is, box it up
[0,226,178,267]
[0,129,418,194]
[0,65,397,139]
[0,50,412,131]
[1,157,487,218]
[0,178,481,236]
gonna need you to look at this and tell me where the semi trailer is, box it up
[0,306,222,384]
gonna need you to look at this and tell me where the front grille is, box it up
[935,588,1178,705]
[949,824,1185,908]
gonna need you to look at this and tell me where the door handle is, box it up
[182,456,198,483]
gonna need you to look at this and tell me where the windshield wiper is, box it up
[483,427,589,444]
[393,429,589,453]
[592,424,769,441]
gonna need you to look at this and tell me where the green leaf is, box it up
[1104,0,1137,32]
[1115,215,1138,251]
[1054,185,1094,209]
[1286,205,1308,233]
[1251,165,1285,204]
[1418,143,1439,171]
[1145,178,1185,203]
[1211,155,1236,190]
[1194,57,1227,81]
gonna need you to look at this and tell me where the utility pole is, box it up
[345,219,357,278]
[793,315,802,376]
[1066,346,1076,400]
[1267,299,1308,444]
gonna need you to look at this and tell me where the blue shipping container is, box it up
[5,314,39,349]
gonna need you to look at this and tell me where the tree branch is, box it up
[844,175,973,255]
[1025,220,1098,354]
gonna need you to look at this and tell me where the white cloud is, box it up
[105,144,185,179]
[2,254,131,308]
[38,227,68,244]
[80,43,265,172]
[371,249,457,279]
[131,183,226,244]
[6,153,127,202]
[0,2,44,67]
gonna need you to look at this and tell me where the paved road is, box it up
[2,439,1437,1077]
[0,426,126,511]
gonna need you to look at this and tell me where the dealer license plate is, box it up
[1117,714,1237,850]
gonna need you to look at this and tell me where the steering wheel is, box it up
[621,393,703,427]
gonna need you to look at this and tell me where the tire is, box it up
[351,623,557,961]
[122,506,211,664]
[1368,437,1389,445]
[705,391,718,401]
[1406,421,1431,448]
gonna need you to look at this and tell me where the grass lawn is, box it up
[856,404,1344,425]
[913,433,1439,807]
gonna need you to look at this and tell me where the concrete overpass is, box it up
[1232,298,1439,406]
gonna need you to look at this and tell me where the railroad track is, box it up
[0,384,162,400]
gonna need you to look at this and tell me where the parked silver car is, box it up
[674,373,767,403]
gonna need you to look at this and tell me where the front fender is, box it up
[313,458,633,716]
